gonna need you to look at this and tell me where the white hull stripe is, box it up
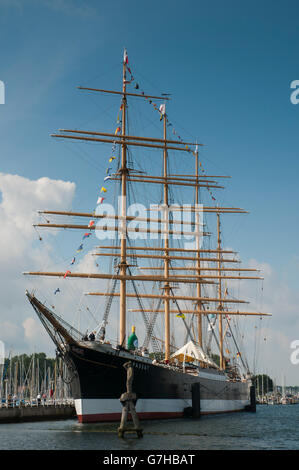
[75,398,249,422]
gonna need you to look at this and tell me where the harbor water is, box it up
[0,405,298,451]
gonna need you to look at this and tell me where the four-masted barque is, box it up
[24,50,270,422]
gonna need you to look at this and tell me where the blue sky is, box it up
[1,0,298,266]
[0,0,299,383]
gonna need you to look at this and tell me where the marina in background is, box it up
[0,352,75,422]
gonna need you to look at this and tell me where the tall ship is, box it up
[24,50,270,423]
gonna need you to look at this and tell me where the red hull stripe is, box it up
[78,411,182,423]
[77,408,243,423]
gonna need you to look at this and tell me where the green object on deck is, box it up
[127,326,138,350]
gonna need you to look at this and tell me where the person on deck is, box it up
[88,331,95,341]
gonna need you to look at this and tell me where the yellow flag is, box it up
[176,313,185,319]
[101,187,107,193]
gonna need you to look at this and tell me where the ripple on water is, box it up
[0,405,299,450]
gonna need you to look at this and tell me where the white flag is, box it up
[159,104,166,115]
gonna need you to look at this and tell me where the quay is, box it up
[0,401,76,423]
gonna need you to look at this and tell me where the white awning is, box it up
[170,340,217,367]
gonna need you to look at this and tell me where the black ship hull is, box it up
[25,295,252,423]
[67,342,251,423]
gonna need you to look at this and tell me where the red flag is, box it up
[64,270,71,279]
[124,49,128,64]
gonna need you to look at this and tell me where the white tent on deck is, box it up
[170,341,218,368]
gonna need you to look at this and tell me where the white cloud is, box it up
[232,258,299,385]
[0,320,21,344]
[0,172,75,354]
[22,317,44,341]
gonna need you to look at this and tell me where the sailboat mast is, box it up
[14,361,18,397]
[217,213,224,369]
[195,148,202,347]
[163,109,170,361]
[119,50,128,347]
[31,353,35,401]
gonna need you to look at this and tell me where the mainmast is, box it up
[195,147,203,347]
[162,107,171,361]
[119,49,128,347]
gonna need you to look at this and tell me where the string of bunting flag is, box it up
[123,50,217,203]
[52,94,121,294]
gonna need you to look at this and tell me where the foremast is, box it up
[119,49,128,347]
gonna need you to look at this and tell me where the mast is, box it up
[44,359,46,397]
[37,356,39,396]
[54,360,57,402]
[14,361,18,398]
[31,353,35,401]
[195,147,202,347]
[119,49,128,347]
[163,106,171,362]
[217,213,224,370]
[21,356,24,402]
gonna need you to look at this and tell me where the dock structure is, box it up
[0,402,75,423]
[118,362,143,438]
